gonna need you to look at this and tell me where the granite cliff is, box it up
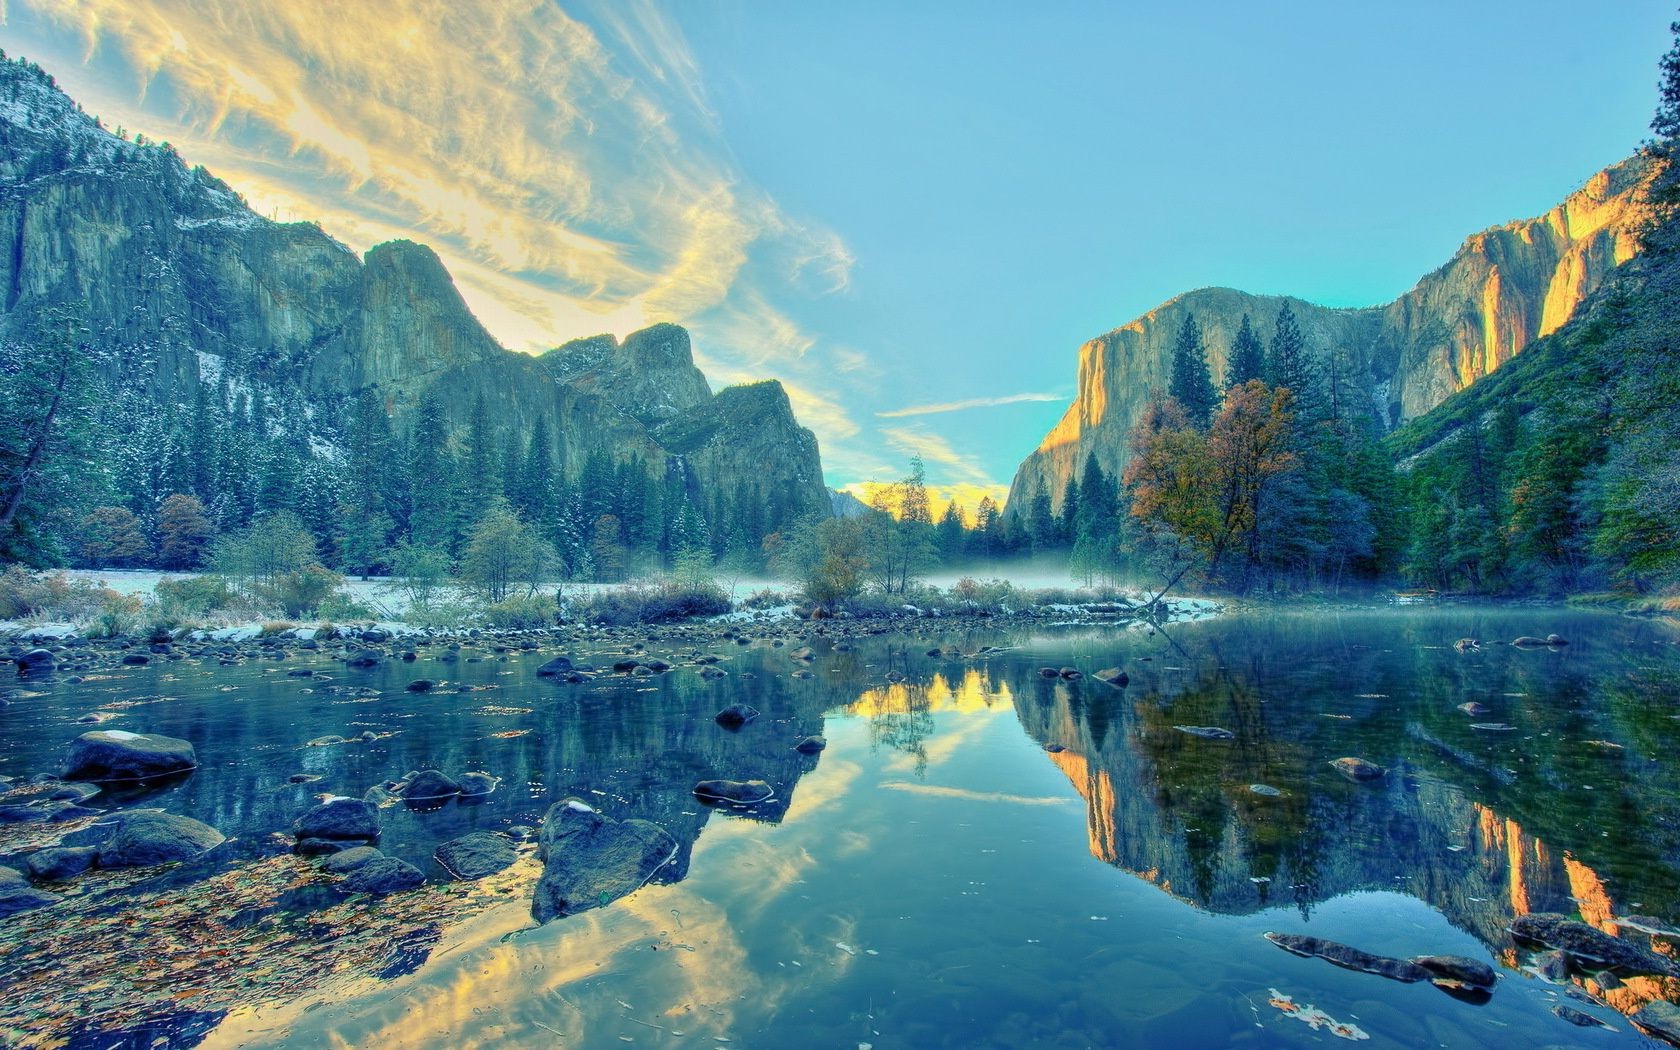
[0,55,829,546]
[1007,158,1647,517]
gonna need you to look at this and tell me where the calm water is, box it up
[5,607,1680,1048]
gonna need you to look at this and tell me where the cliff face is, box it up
[1006,158,1647,516]
[0,57,829,530]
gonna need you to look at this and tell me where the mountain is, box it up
[1005,158,1648,517]
[0,54,828,564]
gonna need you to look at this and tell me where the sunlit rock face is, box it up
[1006,158,1647,519]
[0,57,830,525]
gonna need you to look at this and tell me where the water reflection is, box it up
[8,609,1680,1046]
[1003,608,1680,1025]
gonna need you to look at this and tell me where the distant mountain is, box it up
[1005,159,1647,517]
[828,488,875,518]
[0,55,828,564]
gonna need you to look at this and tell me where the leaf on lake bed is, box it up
[1268,988,1370,1040]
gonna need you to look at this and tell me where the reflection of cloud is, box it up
[877,392,1066,418]
[879,782,1074,807]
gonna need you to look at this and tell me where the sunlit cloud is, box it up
[877,392,1067,418]
[880,425,994,485]
[842,481,1010,519]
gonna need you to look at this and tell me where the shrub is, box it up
[315,590,378,621]
[739,587,788,610]
[485,592,558,629]
[0,566,112,620]
[253,565,342,618]
[88,592,144,638]
[154,575,238,618]
[575,584,731,625]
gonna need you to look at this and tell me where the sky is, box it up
[0,1,1672,515]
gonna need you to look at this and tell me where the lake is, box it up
[3,607,1679,1048]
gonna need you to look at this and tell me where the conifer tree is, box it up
[1168,313,1217,428]
[1266,302,1320,420]
[1226,313,1265,389]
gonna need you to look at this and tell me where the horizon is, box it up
[1,1,1670,511]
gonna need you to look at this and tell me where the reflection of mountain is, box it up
[999,611,1680,1020]
[0,641,857,888]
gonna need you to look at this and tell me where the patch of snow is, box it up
[195,350,225,386]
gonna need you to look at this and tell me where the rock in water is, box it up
[1635,1000,1680,1045]
[1511,913,1680,976]
[435,832,518,880]
[341,857,425,896]
[62,730,197,781]
[1410,955,1497,989]
[321,846,384,873]
[535,656,574,676]
[1264,932,1432,983]
[693,779,775,805]
[402,769,461,801]
[25,846,97,881]
[97,811,225,868]
[1094,667,1129,687]
[531,799,676,923]
[456,771,499,797]
[16,648,56,674]
[293,797,381,844]
[794,736,827,754]
[0,865,58,916]
[1457,702,1490,716]
[714,704,759,729]
[1174,725,1235,740]
[1330,757,1385,782]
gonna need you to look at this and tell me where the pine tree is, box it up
[1266,302,1320,420]
[1226,313,1265,389]
[1168,313,1217,428]
[1643,20,1680,256]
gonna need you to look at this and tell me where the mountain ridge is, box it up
[0,53,829,564]
[1005,156,1648,517]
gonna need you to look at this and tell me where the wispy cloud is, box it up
[10,0,854,369]
[877,392,1066,418]
[880,425,993,484]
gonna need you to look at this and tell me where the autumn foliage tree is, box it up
[1125,382,1299,599]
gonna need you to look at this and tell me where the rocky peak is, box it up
[544,322,713,426]
[1006,156,1649,518]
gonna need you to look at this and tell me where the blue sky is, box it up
[1,1,1671,512]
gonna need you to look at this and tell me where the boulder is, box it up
[403,769,461,801]
[62,730,197,782]
[405,679,435,692]
[0,866,57,917]
[1511,636,1551,648]
[1410,954,1497,989]
[16,648,56,674]
[531,800,676,923]
[25,846,97,881]
[346,652,382,668]
[714,703,759,729]
[1634,1000,1680,1045]
[1094,667,1129,687]
[693,779,775,805]
[457,771,499,797]
[1330,757,1385,782]
[1511,913,1680,976]
[794,735,827,754]
[293,797,381,843]
[341,856,424,896]
[1059,667,1081,679]
[435,832,518,880]
[321,846,384,873]
[1264,932,1431,983]
[97,811,225,868]
[535,656,575,677]
[1457,702,1490,716]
